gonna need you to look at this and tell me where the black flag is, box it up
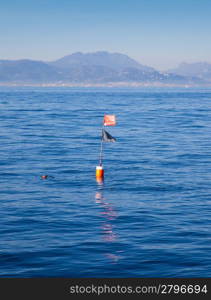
[102,129,116,142]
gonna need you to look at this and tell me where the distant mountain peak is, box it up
[168,61,211,81]
[50,51,156,72]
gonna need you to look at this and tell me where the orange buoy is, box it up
[96,165,104,179]
[41,175,48,179]
[96,177,104,184]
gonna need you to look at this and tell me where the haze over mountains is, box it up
[168,62,211,82]
[0,51,210,86]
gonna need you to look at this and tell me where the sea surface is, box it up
[0,86,211,277]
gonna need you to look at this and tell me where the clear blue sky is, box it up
[1,0,211,70]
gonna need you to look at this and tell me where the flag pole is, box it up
[96,114,116,181]
[99,124,104,166]
[96,118,105,181]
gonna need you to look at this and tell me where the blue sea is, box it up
[0,86,211,277]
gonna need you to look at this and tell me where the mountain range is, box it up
[168,62,211,82]
[0,51,210,86]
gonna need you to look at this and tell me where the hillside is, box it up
[0,52,209,86]
[168,62,211,82]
